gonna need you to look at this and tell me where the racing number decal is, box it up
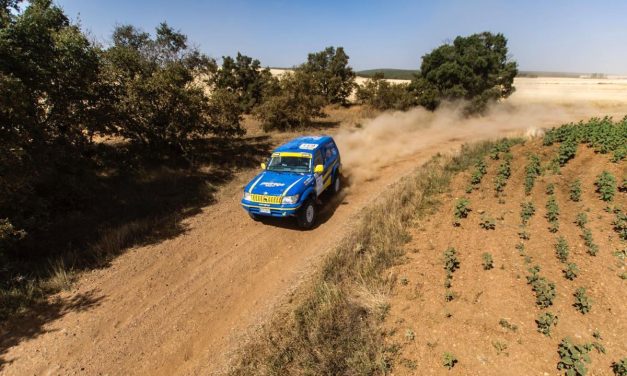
[315,173,324,196]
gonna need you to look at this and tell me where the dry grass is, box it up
[229,141,498,375]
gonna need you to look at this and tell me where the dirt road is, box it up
[1,95,626,375]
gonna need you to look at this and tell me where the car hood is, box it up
[245,171,312,197]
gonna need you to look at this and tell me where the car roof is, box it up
[273,135,334,154]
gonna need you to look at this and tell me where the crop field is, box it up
[384,118,626,375]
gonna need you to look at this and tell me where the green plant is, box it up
[612,358,627,376]
[453,198,471,226]
[518,229,530,240]
[443,247,460,274]
[482,253,494,270]
[555,237,570,263]
[546,195,560,232]
[526,266,557,308]
[595,171,616,202]
[405,329,415,341]
[442,352,458,370]
[573,287,592,314]
[480,215,496,230]
[499,318,518,332]
[524,155,542,195]
[536,312,558,336]
[563,263,579,280]
[557,138,578,166]
[581,229,599,256]
[575,212,588,228]
[444,289,456,302]
[520,202,536,225]
[557,338,592,376]
[613,211,627,241]
[569,180,582,202]
[546,183,556,195]
[492,340,508,355]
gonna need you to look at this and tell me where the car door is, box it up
[313,150,324,196]
[322,142,336,188]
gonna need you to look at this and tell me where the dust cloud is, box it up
[335,101,627,183]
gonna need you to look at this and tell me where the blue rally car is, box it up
[241,135,342,228]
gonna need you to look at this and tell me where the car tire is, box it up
[332,173,341,194]
[297,199,316,229]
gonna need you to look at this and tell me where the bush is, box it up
[612,358,627,376]
[582,229,599,256]
[253,69,326,131]
[482,253,494,270]
[480,215,496,230]
[442,352,458,370]
[536,312,558,336]
[524,155,542,194]
[569,179,582,202]
[557,338,592,376]
[613,211,627,241]
[575,212,588,228]
[453,198,471,226]
[443,247,460,274]
[526,266,557,308]
[356,73,416,111]
[555,237,570,263]
[557,138,578,166]
[595,171,617,202]
[563,263,579,280]
[546,195,560,232]
[520,202,536,225]
[573,287,592,314]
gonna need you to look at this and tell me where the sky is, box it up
[55,0,627,74]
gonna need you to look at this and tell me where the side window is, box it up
[323,143,334,163]
[313,151,323,170]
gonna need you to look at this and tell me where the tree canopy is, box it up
[411,32,518,114]
[301,46,355,105]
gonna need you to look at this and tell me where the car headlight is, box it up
[282,194,299,204]
[243,192,252,201]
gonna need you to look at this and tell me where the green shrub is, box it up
[595,171,617,202]
[557,338,592,376]
[536,312,558,336]
[526,266,556,308]
[524,155,542,195]
[453,198,471,226]
[563,263,579,280]
[469,158,488,187]
[546,195,560,232]
[498,318,518,332]
[582,229,599,256]
[555,237,570,263]
[520,202,536,225]
[573,287,592,314]
[575,212,588,228]
[613,211,627,241]
[557,138,578,166]
[482,253,494,270]
[480,215,496,230]
[443,247,460,274]
[442,352,458,370]
[569,180,582,202]
[612,358,627,376]
[546,183,555,195]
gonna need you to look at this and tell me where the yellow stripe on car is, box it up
[273,152,312,158]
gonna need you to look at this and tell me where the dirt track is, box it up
[2,83,626,375]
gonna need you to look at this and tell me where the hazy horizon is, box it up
[55,0,627,75]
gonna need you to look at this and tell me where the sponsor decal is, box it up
[260,182,285,187]
[299,143,318,150]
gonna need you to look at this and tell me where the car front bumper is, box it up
[241,200,302,218]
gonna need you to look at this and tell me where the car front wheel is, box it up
[297,199,316,229]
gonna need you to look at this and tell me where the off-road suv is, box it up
[241,135,342,229]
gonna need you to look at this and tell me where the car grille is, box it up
[250,194,282,204]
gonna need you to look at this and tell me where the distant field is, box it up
[355,69,622,80]
[356,68,419,80]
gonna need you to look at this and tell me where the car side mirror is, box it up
[314,164,324,174]
[260,162,266,170]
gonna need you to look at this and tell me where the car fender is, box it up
[299,186,316,204]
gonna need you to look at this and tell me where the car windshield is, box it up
[266,154,311,173]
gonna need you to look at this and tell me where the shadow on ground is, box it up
[0,135,273,369]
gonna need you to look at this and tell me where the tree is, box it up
[356,72,416,111]
[411,32,518,114]
[102,22,244,153]
[253,70,325,131]
[301,46,355,105]
[211,52,274,113]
